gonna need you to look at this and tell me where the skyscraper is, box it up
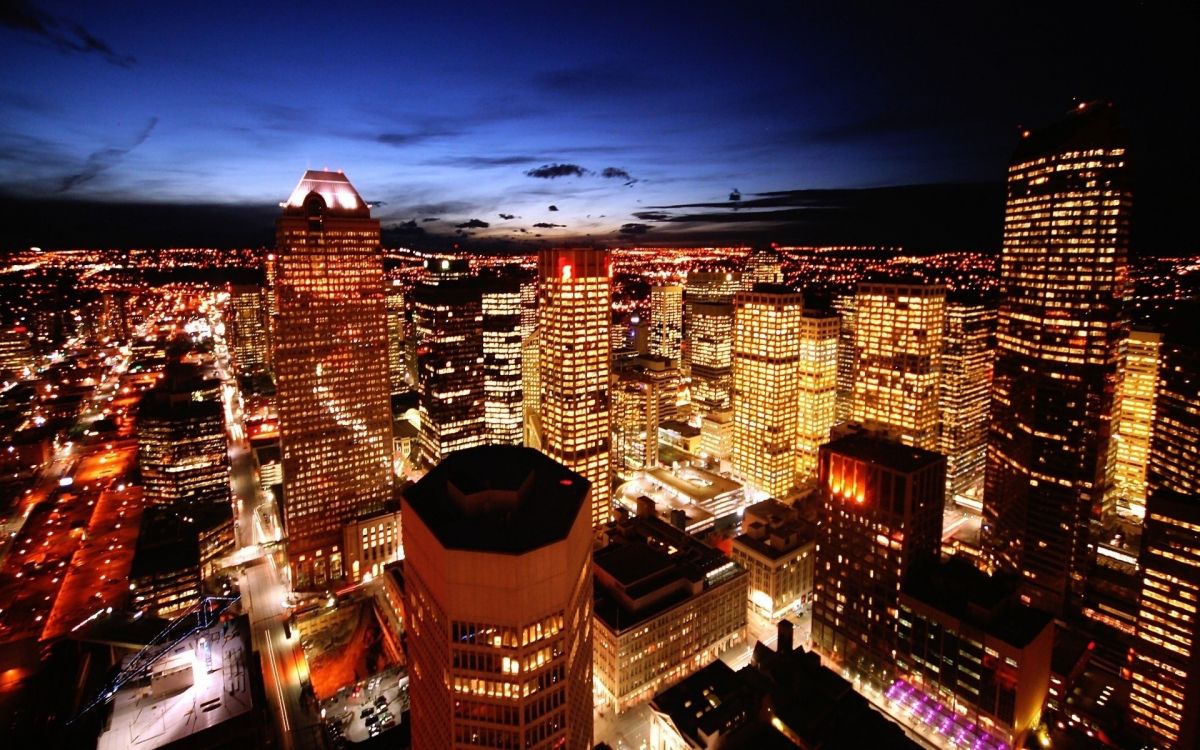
[795,310,838,482]
[612,370,659,473]
[138,383,230,510]
[811,435,945,686]
[274,170,394,587]
[832,293,857,424]
[939,295,995,506]
[648,284,684,364]
[385,278,408,395]
[481,276,524,446]
[402,446,594,750]
[412,274,486,466]
[741,247,785,289]
[852,278,945,450]
[1145,316,1198,499]
[1109,328,1161,519]
[229,283,270,374]
[685,272,739,412]
[983,103,1130,614]
[732,286,804,498]
[538,247,613,529]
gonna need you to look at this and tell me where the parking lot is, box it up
[319,667,409,745]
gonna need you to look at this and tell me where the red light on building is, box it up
[561,263,573,281]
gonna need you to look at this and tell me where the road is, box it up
[212,312,321,750]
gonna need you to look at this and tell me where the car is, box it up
[360,708,372,719]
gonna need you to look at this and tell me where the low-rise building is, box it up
[731,499,815,621]
[699,408,733,460]
[343,500,403,582]
[593,514,747,711]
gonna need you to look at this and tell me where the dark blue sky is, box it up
[0,1,1191,250]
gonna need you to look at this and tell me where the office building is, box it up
[593,513,747,711]
[940,295,995,506]
[522,326,541,446]
[649,284,684,364]
[612,369,659,473]
[832,293,856,424]
[852,278,946,450]
[402,446,594,750]
[386,278,408,395]
[686,271,739,411]
[700,408,734,461]
[740,247,784,289]
[1110,329,1161,519]
[538,247,613,529]
[1146,312,1200,499]
[412,274,486,467]
[731,499,816,621]
[796,310,839,482]
[731,286,804,498]
[138,388,230,510]
[343,500,402,583]
[983,103,1130,614]
[129,503,235,618]
[229,282,270,374]
[812,435,945,686]
[482,277,525,446]
[274,170,394,588]
[895,559,1055,749]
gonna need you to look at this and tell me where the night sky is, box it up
[0,1,1192,252]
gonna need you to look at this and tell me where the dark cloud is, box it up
[729,189,741,202]
[1,1,136,68]
[396,220,419,229]
[376,127,458,146]
[547,205,559,211]
[454,218,490,229]
[632,211,671,222]
[533,222,564,229]
[422,217,439,222]
[618,223,652,235]
[436,155,544,168]
[498,213,515,220]
[367,200,386,208]
[525,163,589,179]
[601,167,638,186]
[59,117,158,193]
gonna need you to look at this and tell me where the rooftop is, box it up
[282,169,371,217]
[824,433,944,474]
[1012,101,1126,164]
[403,445,589,555]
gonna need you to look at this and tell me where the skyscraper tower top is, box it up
[1012,101,1128,163]
[282,169,371,217]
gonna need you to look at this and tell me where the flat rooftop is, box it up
[403,445,588,554]
[645,465,741,504]
[824,434,944,474]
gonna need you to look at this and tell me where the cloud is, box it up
[601,167,638,186]
[436,155,544,168]
[422,217,439,222]
[58,116,158,193]
[548,205,559,211]
[376,127,458,146]
[397,220,419,229]
[1,1,136,68]
[455,218,490,229]
[498,213,515,220]
[525,163,589,179]
[618,223,652,235]
[533,222,565,229]
[632,211,671,222]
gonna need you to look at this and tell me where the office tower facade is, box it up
[1128,492,1200,750]
[522,327,541,447]
[229,283,270,374]
[732,498,816,621]
[402,446,594,750]
[740,247,785,289]
[481,278,524,446]
[832,293,857,423]
[413,276,486,466]
[685,271,739,412]
[1110,329,1161,519]
[538,248,613,529]
[264,252,279,350]
[648,284,684,364]
[385,278,408,395]
[612,366,660,473]
[811,435,945,685]
[852,279,946,450]
[732,287,804,498]
[983,104,1130,614]
[940,296,995,505]
[796,310,839,482]
[1146,316,1199,499]
[0,326,34,379]
[138,391,230,510]
[274,170,394,588]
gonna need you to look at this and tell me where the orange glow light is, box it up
[561,263,572,281]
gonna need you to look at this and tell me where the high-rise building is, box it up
[648,284,684,365]
[732,286,804,498]
[413,275,486,466]
[481,277,525,446]
[138,387,230,510]
[385,278,408,395]
[741,247,785,289]
[0,326,34,379]
[402,446,594,750]
[796,310,839,482]
[940,295,995,506]
[1128,492,1200,750]
[1146,315,1199,499]
[983,103,1130,614]
[522,326,541,447]
[612,368,659,473]
[811,434,945,685]
[685,271,739,412]
[832,293,856,424]
[538,248,613,529]
[229,283,270,374]
[1109,329,1161,519]
[274,170,394,587]
[852,278,946,450]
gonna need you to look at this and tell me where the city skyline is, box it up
[0,3,1193,252]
